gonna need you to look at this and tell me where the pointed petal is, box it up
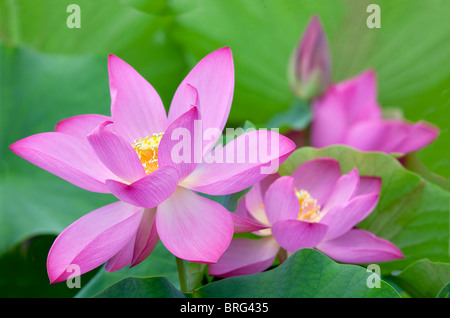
[55,114,111,139]
[231,213,268,234]
[344,120,408,153]
[244,173,279,224]
[10,132,115,193]
[159,106,201,180]
[320,193,380,241]
[180,130,295,195]
[264,176,299,224]
[88,121,146,183]
[131,208,159,267]
[108,55,167,143]
[317,228,404,264]
[47,201,143,283]
[105,235,136,272]
[168,47,234,153]
[311,70,381,147]
[155,187,234,263]
[390,120,439,155]
[291,158,342,206]
[106,166,179,208]
[289,15,331,99]
[271,219,328,252]
[209,236,279,277]
[356,176,382,197]
[322,168,359,212]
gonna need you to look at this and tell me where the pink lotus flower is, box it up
[310,70,439,155]
[288,15,331,100]
[209,158,403,277]
[10,48,296,283]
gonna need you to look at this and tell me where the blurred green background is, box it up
[0,0,449,297]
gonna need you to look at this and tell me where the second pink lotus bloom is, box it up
[209,158,403,277]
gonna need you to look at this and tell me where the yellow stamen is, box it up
[132,133,164,174]
[295,188,322,223]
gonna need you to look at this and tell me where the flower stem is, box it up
[175,256,189,293]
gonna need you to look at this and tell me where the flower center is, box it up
[295,188,322,223]
[132,132,164,174]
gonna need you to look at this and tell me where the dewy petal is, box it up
[158,106,201,181]
[264,176,300,224]
[316,228,404,264]
[108,55,168,143]
[168,47,234,153]
[291,158,342,206]
[10,132,116,193]
[322,168,359,213]
[208,236,280,278]
[180,130,295,195]
[271,219,328,252]
[155,187,234,263]
[55,114,111,140]
[319,193,380,241]
[88,121,146,183]
[106,166,179,209]
[47,201,143,283]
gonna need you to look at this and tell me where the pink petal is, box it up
[106,166,179,208]
[180,130,296,195]
[271,219,328,252]
[334,70,380,123]
[390,121,439,155]
[168,47,234,153]
[322,168,359,212]
[291,158,342,206]
[131,208,159,267]
[208,236,280,277]
[319,193,380,241]
[105,235,136,272]
[317,228,404,264]
[345,120,438,155]
[289,15,331,98]
[106,208,160,270]
[356,176,382,197]
[10,132,115,193]
[155,187,234,263]
[88,121,146,183]
[311,70,381,148]
[47,201,143,283]
[158,106,201,180]
[244,173,279,224]
[264,176,299,224]
[344,120,408,153]
[55,114,111,139]
[231,212,268,234]
[108,55,168,143]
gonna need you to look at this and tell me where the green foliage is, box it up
[1,0,448,298]
[94,249,400,298]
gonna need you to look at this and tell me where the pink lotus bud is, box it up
[288,15,331,100]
